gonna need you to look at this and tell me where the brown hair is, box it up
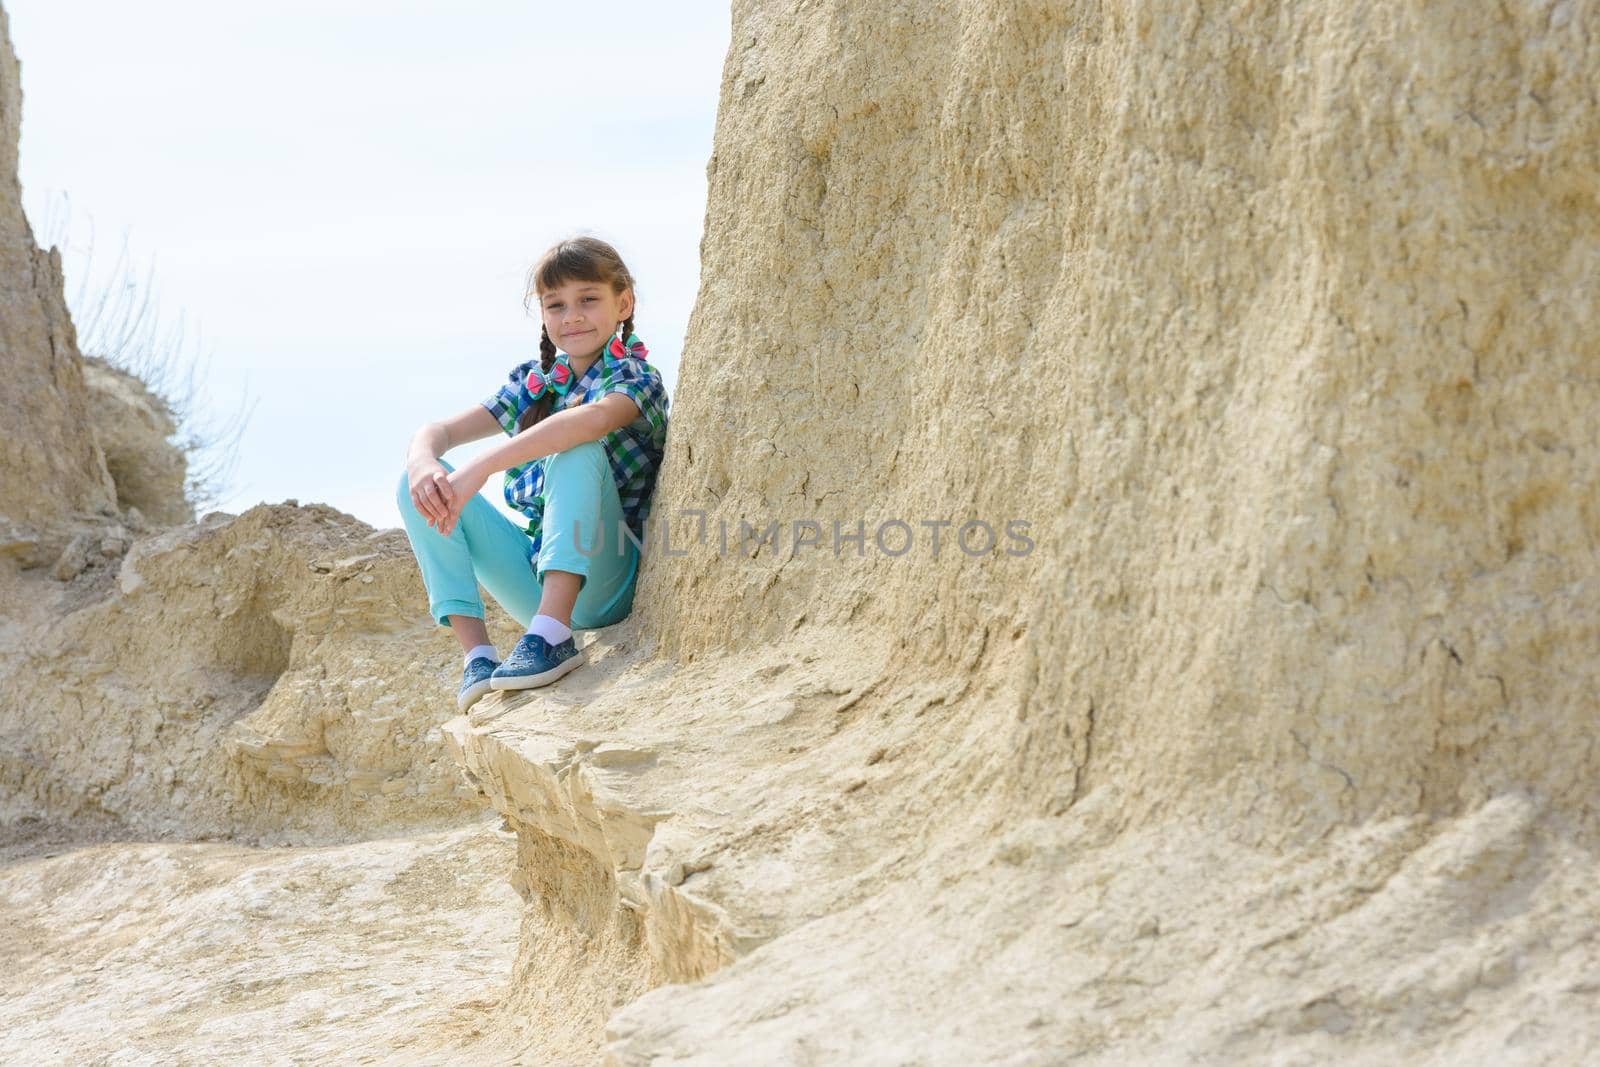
[516,236,638,434]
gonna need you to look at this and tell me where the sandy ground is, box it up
[0,817,530,1065]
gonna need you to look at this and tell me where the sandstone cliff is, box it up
[4,0,1598,1064]
[0,7,116,535]
[0,6,191,556]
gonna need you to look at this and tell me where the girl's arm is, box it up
[436,395,639,535]
[406,404,503,527]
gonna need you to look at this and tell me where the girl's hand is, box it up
[438,463,489,537]
[407,459,455,529]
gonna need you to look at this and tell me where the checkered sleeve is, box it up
[600,359,669,434]
[481,360,537,437]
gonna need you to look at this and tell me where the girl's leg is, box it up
[536,440,640,630]
[394,461,546,647]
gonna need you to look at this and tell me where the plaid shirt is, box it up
[480,337,670,558]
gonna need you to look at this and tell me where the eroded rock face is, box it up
[0,11,190,550]
[82,355,193,528]
[635,0,1600,846]
[0,7,451,844]
[0,503,488,842]
[448,0,1600,1061]
[0,8,119,533]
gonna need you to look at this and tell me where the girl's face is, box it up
[539,278,634,360]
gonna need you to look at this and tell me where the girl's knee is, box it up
[395,470,437,518]
[546,439,606,471]
[397,458,458,511]
[555,438,605,457]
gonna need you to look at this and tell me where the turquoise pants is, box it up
[394,440,639,631]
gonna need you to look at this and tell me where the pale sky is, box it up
[8,1,728,529]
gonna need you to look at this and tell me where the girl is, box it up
[395,236,670,711]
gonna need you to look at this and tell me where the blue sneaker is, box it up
[489,633,587,691]
[457,656,499,712]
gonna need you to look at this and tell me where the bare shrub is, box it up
[36,191,256,514]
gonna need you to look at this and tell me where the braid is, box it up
[518,327,560,434]
[621,315,635,346]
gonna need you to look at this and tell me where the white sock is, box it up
[526,614,573,646]
[464,643,499,666]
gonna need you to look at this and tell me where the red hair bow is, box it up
[607,334,650,362]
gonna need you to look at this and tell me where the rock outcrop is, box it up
[83,354,193,528]
[1,503,501,841]
[0,8,118,534]
[0,5,190,564]
[643,0,1600,847]
[0,2,476,843]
